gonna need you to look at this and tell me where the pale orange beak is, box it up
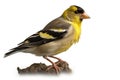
[81,12,90,19]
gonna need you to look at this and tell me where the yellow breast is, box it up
[70,22,81,43]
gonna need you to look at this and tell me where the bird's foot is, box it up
[46,63,61,74]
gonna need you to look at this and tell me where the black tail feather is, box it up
[4,50,17,57]
[4,46,29,58]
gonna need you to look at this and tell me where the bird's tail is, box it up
[4,50,18,57]
[4,46,28,58]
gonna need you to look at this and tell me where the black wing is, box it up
[19,29,67,47]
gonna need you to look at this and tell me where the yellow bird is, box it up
[4,5,90,73]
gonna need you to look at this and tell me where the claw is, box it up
[46,63,61,74]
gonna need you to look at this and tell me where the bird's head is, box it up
[62,5,90,22]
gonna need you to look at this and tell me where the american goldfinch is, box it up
[4,5,90,73]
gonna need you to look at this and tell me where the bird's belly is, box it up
[55,40,73,54]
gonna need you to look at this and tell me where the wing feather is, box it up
[19,29,67,47]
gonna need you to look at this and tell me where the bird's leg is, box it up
[49,56,63,61]
[43,56,60,74]
[49,56,66,64]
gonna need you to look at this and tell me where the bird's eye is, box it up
[74,9,84,14]
[74,10,79,14]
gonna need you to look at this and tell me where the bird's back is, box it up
[43,17,71,30]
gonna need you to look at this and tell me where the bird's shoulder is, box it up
[43,17,71,30]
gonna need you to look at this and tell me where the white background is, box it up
[0,0,120,80]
